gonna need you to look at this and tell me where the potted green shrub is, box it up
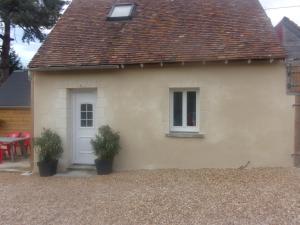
[35,129,63,177]
[91,125,120,175]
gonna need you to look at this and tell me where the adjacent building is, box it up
[275,17,300,166]
[0,70,31,136]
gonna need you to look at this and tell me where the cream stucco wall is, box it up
[32,62,294,171]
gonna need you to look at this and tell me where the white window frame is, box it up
[80,103,94,129]
[169,88,200,133]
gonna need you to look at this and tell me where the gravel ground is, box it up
[1,168,300,225]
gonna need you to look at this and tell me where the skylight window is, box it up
[107,3,135,21]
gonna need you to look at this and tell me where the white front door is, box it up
[72,90,97,164]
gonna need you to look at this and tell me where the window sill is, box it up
[166,132,205,138]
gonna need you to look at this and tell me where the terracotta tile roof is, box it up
[29,0,285,69]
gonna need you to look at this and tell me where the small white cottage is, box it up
[29,0,294,171]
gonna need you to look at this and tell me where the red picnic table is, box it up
[0,137,30,162]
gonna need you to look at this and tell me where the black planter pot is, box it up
[95,159,113,175]
[37,160,58,177]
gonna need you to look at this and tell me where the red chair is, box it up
[1,132,21,159]
[21,132,31,155]
[0,142,12,160]
[8,131,21,149]
[7,132,21,138]
[0,146,3,163]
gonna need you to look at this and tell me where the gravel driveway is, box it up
[1,168,300,225]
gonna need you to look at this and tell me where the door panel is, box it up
[72,90,97,164]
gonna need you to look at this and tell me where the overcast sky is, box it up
[11,0,300,67]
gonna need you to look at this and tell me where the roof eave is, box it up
[29,64,120,72]
[0,106,31,109]
[29,56,285,72]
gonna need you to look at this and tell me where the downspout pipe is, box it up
[293,96,300,167]
[28,70,35,171]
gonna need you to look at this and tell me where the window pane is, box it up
[173,92,182,126]
[87,104,93,111]
[187,91,196,126]
[81,112,86,119]
[87,112,93,119]
[81,104,86,111]
[81,120,86,127]
[87,120,93,127]
[111,5,133,17]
